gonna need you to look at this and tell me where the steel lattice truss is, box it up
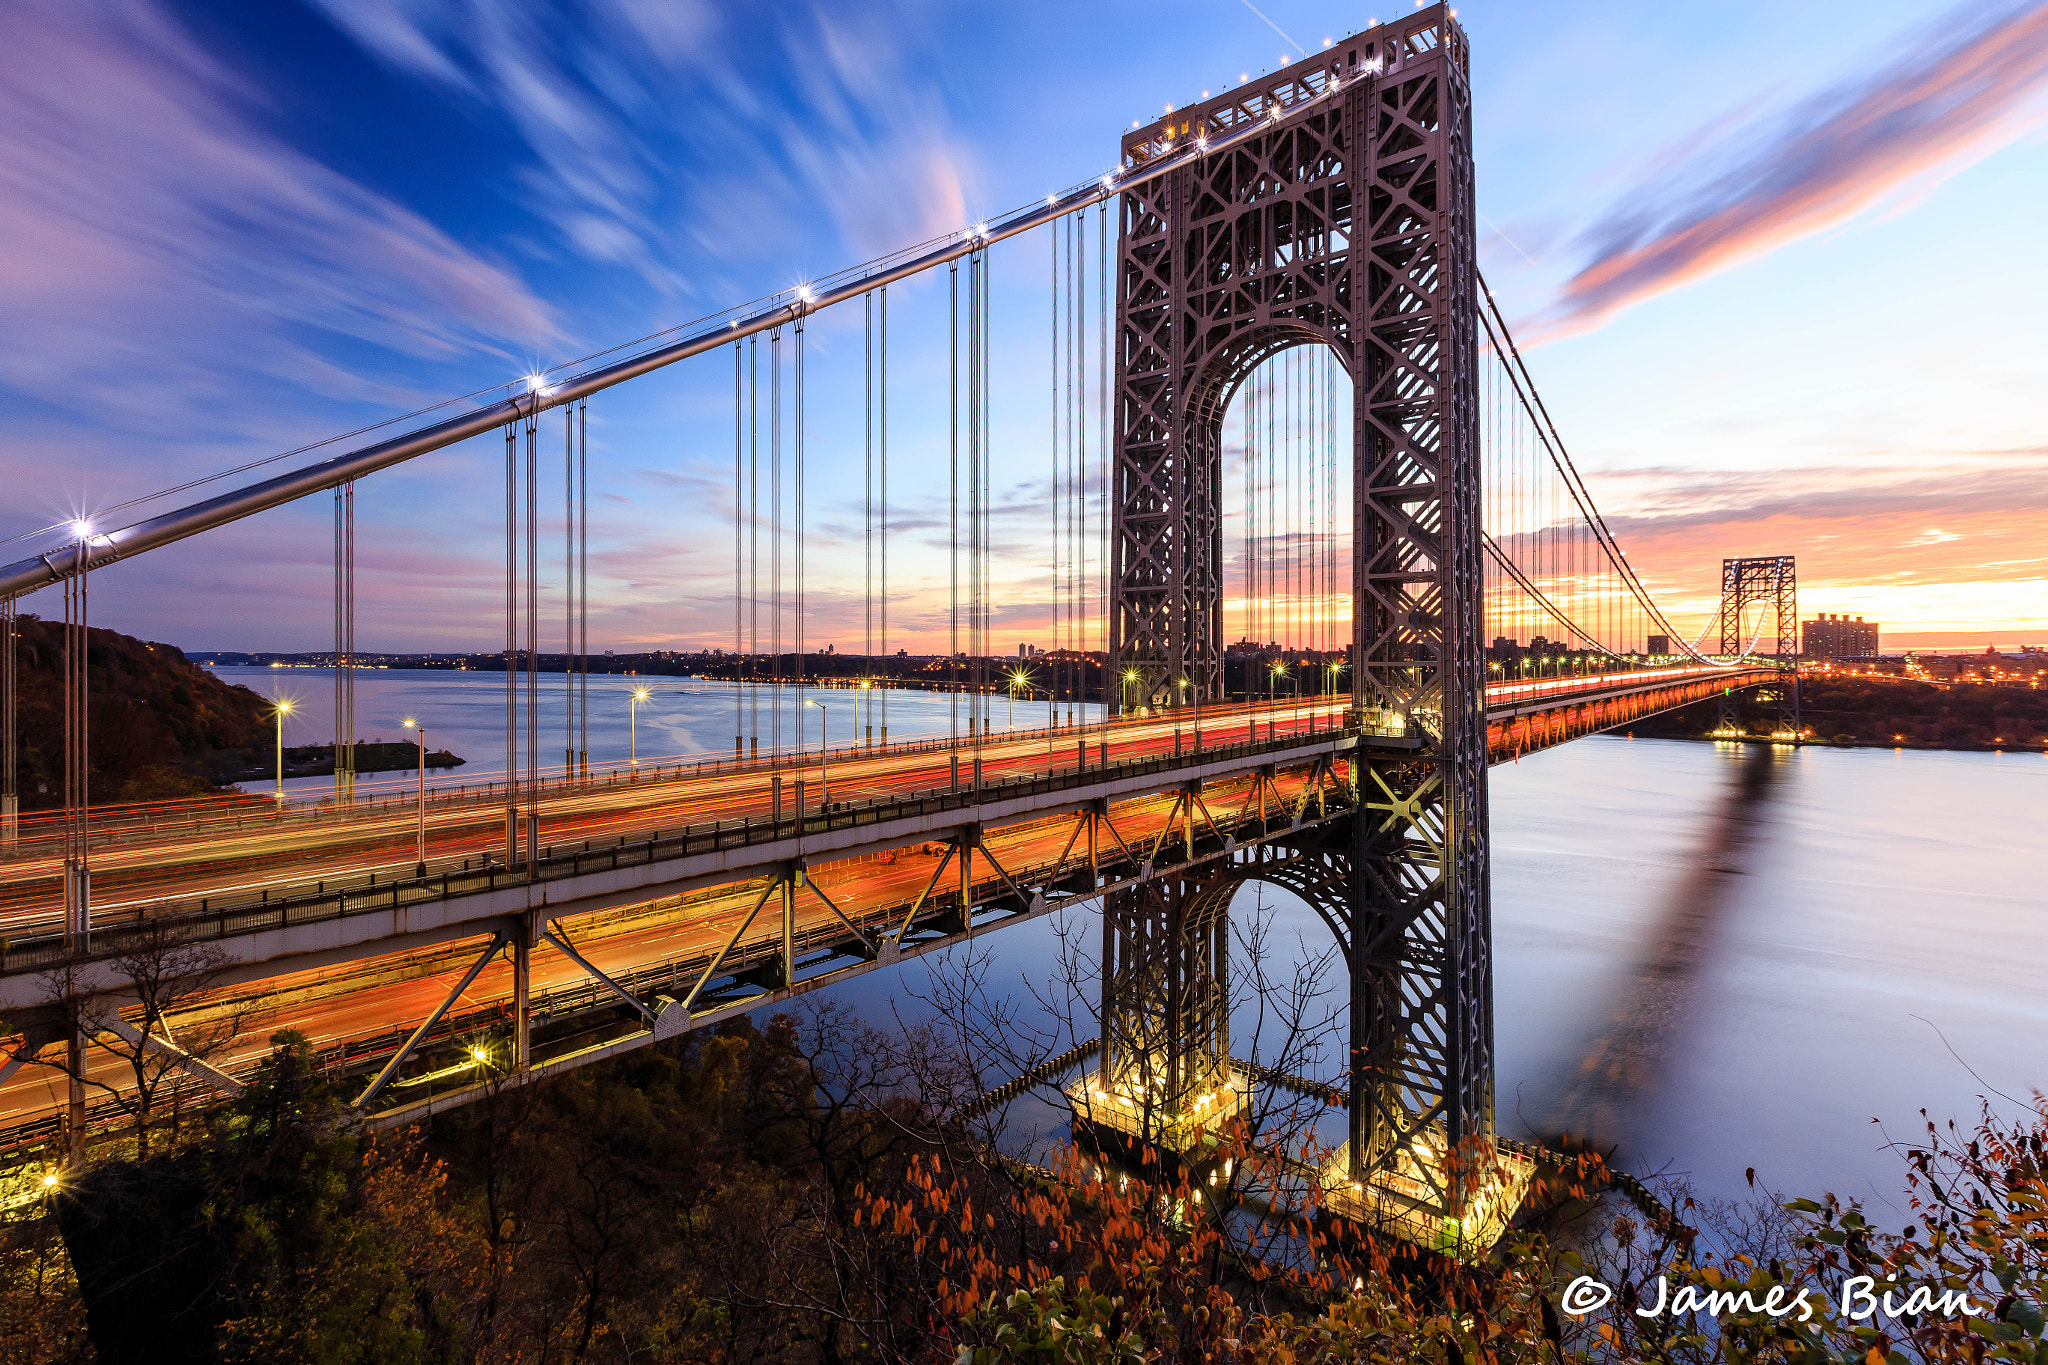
[1106,4,1491,1182]
[1718,556,1798,659]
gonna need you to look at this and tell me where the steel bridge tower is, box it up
[1104,5,1491,1184]
[1718,556,1798,660]
[1714,555,1800,735]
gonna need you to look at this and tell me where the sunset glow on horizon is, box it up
[2,0,2044,653]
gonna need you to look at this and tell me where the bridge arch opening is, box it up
[1212,338,1354,707]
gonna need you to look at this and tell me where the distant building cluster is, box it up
[1806,645,2045,688]
[1803,613,1879,659]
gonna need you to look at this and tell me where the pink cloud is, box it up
[1535,1,2048,338]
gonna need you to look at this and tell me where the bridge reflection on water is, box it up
[811,734,2046,1211]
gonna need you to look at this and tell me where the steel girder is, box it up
[1108,5,1490,1177]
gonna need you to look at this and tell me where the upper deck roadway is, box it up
[0,664,1773,1148]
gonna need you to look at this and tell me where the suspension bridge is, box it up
[0,5,1795,1243]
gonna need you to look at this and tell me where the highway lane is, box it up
[0,666,1744,938]
[0,694,1352,933]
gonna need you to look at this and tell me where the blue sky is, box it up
[4,0,2046,652]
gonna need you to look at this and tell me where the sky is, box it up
[3,0,2046,654]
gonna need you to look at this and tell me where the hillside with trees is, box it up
[7,615,275,808]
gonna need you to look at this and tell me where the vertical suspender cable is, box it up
[1244,368,1255,702]
[1261,362,1271,689]
[969,249,982,748]
[1067,213,1080,726]
[1075,210,1088,727]
[982,248,995,744]
[79,542,90,946]
[983,247,994,744]
[879,287,889,743]
[578,401,588,770]
[864,292,874,743]
[734,341,744,755]
[949,260,959,767]
[504,422,517,865]
[335,486,345,803]
[61,539,90,948]
[771,328,782,761]
[1,595,13,849]
[568,406,578,771]
[1064,216,1075,721]
[1309,349,1318,674]
[61,570,72,940]
[525,412,539,865]
[748,338,759,756]
[344,482,355,800]
[333,480,356,803]
[794,311,806,744]
[1293,348,1302,665]
[1050,222,1061,732]
[1098,202,1109,733]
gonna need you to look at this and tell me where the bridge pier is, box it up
[1071,872,1246,1145]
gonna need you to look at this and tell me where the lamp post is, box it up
[271,699,294,802]
[629,687,651,767]
[1008,668,1031,730]
[1121,667,1138,715]
[805,700,829,806]
[401,718,427,876]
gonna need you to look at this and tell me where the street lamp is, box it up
[629,687,652,767]
[1122,667,1139,713]
[401,718,427,876]
[271,698,294,802]
[804,699,830,806]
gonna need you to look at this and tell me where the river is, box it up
[210,666,2047,1210]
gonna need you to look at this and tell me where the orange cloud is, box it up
[1587,465,2048,635]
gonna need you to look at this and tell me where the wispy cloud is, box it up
[1536,0,2048,338]
[0,0,560,440]
[304,0,974,293]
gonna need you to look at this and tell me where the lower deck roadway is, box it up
[0,760,1350,1147]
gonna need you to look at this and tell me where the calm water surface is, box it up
[213,667,2046,1208]
[208,664,1094,797]
[834,735,2047,1210]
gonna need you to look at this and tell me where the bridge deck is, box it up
[0,664,1773,1151]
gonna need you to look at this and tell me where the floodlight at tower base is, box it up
[1065,1067,1253,1150]
[1320,1130,1535,1258]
